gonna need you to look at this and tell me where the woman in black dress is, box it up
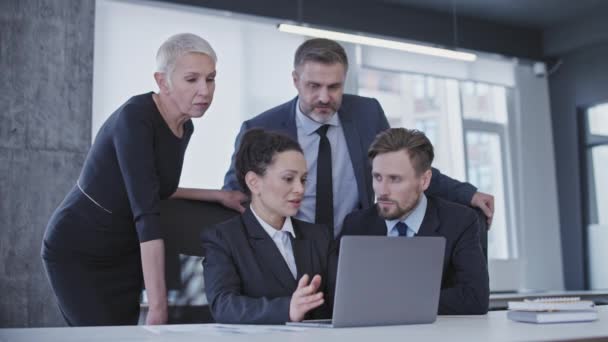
[41,33,246,326]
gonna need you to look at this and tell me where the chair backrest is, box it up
[160,199,239,256]
[160,199,239,288]
[157,199,239,323]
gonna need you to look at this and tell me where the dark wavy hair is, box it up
[235,129,304,195]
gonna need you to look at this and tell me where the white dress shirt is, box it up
[385,194,428,238]
[250,206,298,279]
[295,99,359,237]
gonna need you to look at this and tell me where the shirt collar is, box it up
[295,98,340,136]
[385,194,427,236]
[250,205,296,239]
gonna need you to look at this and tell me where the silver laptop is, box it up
[287,235,446,328]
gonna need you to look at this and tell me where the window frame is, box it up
[578,101,608,287]
[462,119,517,258]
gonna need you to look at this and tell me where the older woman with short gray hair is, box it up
[41,33,246,326]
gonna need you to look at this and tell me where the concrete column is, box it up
[0,0,95,327]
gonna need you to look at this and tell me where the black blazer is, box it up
[341,196,489,315]
[201,208,337,324]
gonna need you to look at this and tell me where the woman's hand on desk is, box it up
[140,239,169,325]
[290,274,325,322]
[146,305,168,325]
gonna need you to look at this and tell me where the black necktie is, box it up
[395,222,409,237]
[315,124,334,235]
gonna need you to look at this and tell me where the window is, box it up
[581,102,608,289]
[461,81,513,259]
[359,69,514,259]
[464,130,510,258]
[588,104,608,136]
[582,103,608,225]
[462,82,508,124]
[590,146,608,224]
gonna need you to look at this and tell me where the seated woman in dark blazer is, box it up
[201,129,336,324]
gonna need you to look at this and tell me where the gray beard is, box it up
[305,111,335,124]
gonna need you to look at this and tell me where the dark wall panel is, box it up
[548,41,608,290]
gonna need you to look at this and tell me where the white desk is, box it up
[2,306,607,342]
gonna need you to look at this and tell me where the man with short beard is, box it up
[223,38,494,238]
[340,128,489,315]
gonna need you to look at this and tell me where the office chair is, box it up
[158,199,239,323]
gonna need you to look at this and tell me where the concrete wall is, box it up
[0,0,95,327]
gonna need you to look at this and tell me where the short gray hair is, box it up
[294,38,348,71]
[156,33,217,78]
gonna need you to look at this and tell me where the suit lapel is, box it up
[352,205,386,236]
[416,199,441,237]
[281,97,299,139]
[243,209,297,290]
[338,105,371,208]
[291,225,313,281]
[369,206,389,235]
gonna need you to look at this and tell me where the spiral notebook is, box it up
[508,297,595,311]
[507,297,598,324]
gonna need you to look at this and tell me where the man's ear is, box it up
[245,171,260,196]
[154,72,170,94]
[420,169,433,192]
[291,70,299,88]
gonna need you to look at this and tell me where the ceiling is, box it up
[383,0,608,30]
[158,0,608,58]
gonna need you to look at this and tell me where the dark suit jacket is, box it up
[341,196,489,315]
[201,208,337,324]
[223,95,477,210]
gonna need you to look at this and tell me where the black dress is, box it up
[41,93,193,326]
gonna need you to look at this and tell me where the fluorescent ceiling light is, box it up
[278,23,477,62]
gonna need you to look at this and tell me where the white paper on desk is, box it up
[142,324,308,336]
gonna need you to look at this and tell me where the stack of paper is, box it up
[507,297,598,324]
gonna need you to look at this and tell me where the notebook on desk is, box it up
[507,297,598,324]
[507,310,598,323]
[287,236,446,328]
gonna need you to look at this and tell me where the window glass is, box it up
[591,145,608,224]
[588,103,608,136]
[466,131,509,259]
[462,82,508,124]
[359,69,466,180]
